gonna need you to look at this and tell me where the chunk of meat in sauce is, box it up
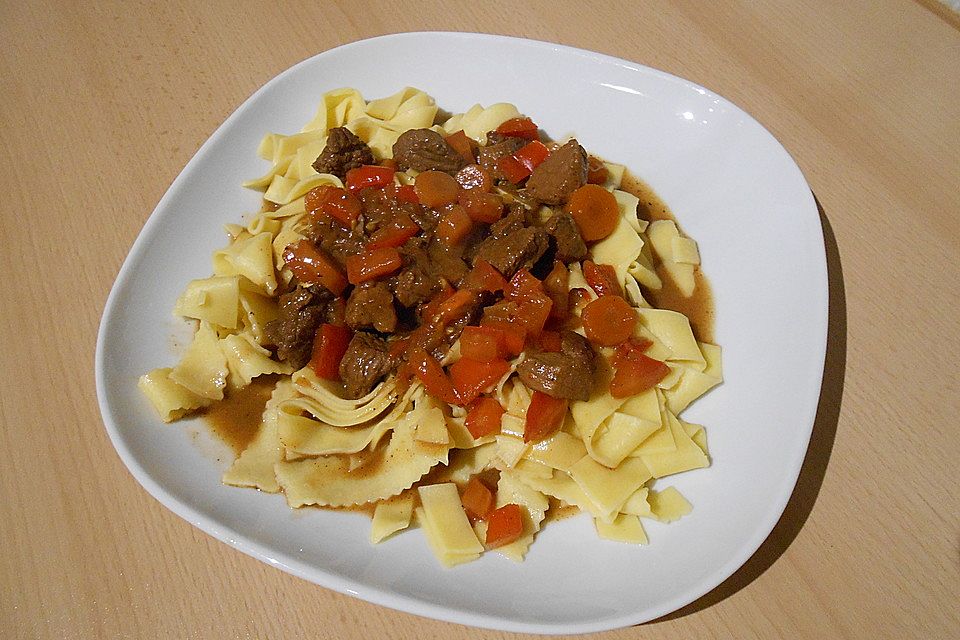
[307,216,367,268]
[264,287,331,369]
[390,239,443,308]
[524,139,588,205]
[472,226,549,280]
[392,129,465,174]
[338,332,397,399]
[544,211,587,263]
[345,281,397,333]
[311,127,375,180]
[517,331,596,401]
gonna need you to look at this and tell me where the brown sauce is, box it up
[200,375,278,455]
[620,172,715,344]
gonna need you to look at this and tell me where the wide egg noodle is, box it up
[278,383,418,457]
[173,275,241,329]
[370,492,415,544]
[416,483,484,567]
[493,471,550,562]
[442,102,523,143]
[168,321,229,401]
[590,196,645,286]
[595,514,649,545]
[286,367,399,427]
[212,232,278,295]
[568,456,653,520]
[663,342,723,414]
[275,395,451,508]
[638,408,709,479]
[219,332,292,390]
[647,486,693,522]
[635,307,706,369]
[237,286,279,346]
[647,219,696,296]
[138,367,212,422]
[222,379,296,492]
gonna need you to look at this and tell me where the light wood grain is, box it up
[1,1,958,638]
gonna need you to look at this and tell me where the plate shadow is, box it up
[653,194,846,621]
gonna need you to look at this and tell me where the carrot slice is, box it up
[564,184,619,241]
[462,259,509,293]
[581,295,637,346]
[458,189,504,223]
[414,170,460,207]
[304,185,362,227]
[445,130,477,164]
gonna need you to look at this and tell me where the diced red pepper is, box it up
[304,185,361,227]
[465,397,505,439]
[309,323,352,380]
[461,476,495,521]
[436,205,474,246]
[445,130,477,164]
[409,347,460,405]
[385,183,419,204]
[345,247,403,285]
[462,259,509,293]
[513,300,553,337]
[497,140,551,184]
[460,326,507,362]
[513,140,550,173]
[609,339,669,398]
[486,503,524,547]
[448,357,511,405]
[345,165,395,194]
[434,289,478,324]
[480,318,527,357]
[523,391,568,443]
[506,269,546,303]
[497,154,530,184]
[367,213,420,251]
[281,240,347,296]
[495,117,539,140]
[387,336,410,360]
[583,260,622,298]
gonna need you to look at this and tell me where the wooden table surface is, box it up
[2,1,958,638]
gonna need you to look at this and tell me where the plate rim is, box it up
[95,31,828,634]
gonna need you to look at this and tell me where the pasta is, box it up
[140,87,722,567]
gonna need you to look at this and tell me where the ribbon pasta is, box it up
[139,87,722,568]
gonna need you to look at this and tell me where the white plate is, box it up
[96,33,827,634]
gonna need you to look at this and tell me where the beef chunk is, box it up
[345,281,397,333]
[264,287,331,369]
[524,139,588,205]
[338,332,396,399]
[472,226,549,279]
[478,135,526,182]
[392,129,465,174]
[311,127,375,180]
[307,216,366,268]
[544,211,587,263]
[517,331,597,401]
[390,240,443,308]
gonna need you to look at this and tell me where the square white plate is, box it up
[96,32,827,634]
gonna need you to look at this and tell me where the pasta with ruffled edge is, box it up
[139,86,721,568]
